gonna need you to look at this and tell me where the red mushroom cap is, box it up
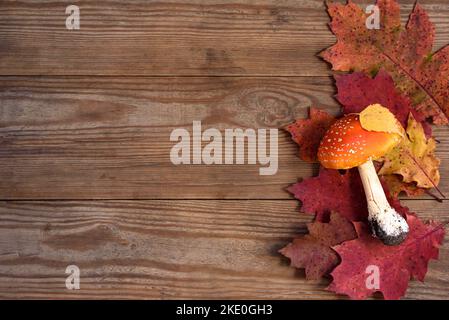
[318,114,401,169]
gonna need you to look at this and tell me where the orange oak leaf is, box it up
[285,108,335,162]
[328,213,446,300]
[280,212,357,279]
[321,0,449,125]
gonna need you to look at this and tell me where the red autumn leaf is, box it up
[285,108,335,162]
[321,0,449,125]
[288,167,368,222]
[280,212,357,280]
[335,70,431,136]
[328,213,446,300]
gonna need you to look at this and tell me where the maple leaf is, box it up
[288,167,368,222]
[321,0,449,125]
[335,70,431,135]
[328,213,446,300]
[280,212,357,280]
[380,174,425,199]
[285,108,335,162]
[379,113,441,190]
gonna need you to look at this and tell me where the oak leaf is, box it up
[328,213,445,300]
[285,108,335,162]
[379,114,440,189]
[335,70,431,135]
[280,212,357,280]
[380,174,425,199]
[288,167,368,222]
[321,0,449,125]
[359,103,404,136]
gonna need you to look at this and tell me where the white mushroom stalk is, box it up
[358,160,409,245]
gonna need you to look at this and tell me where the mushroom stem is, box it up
[358,160,409,245]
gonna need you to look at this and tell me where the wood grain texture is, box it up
[0,76,334,199]
[0,200,447,299]
[1,76,449,199]
[1,0,449,300]
[0,0,448,75]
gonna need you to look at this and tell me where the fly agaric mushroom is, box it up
[317,104,409,246]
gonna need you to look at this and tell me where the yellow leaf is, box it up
[359,104,405,137]
[378,114,440,189]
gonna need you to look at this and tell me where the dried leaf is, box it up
[321,0,449,124]
[380,174,425,199]
[379,114,440,189]
[280,212,357,279]
[336,70,432,136]
[288,167,368,222]
[285,108,335,162]
[328,213,445,300]
[359,104,404,136]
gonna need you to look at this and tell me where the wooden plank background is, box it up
[0,0,448,299]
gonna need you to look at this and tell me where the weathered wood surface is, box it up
[0,0,448,76]
[1,76,448,199]
[0,0,448,300]
[0,200,447,299]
